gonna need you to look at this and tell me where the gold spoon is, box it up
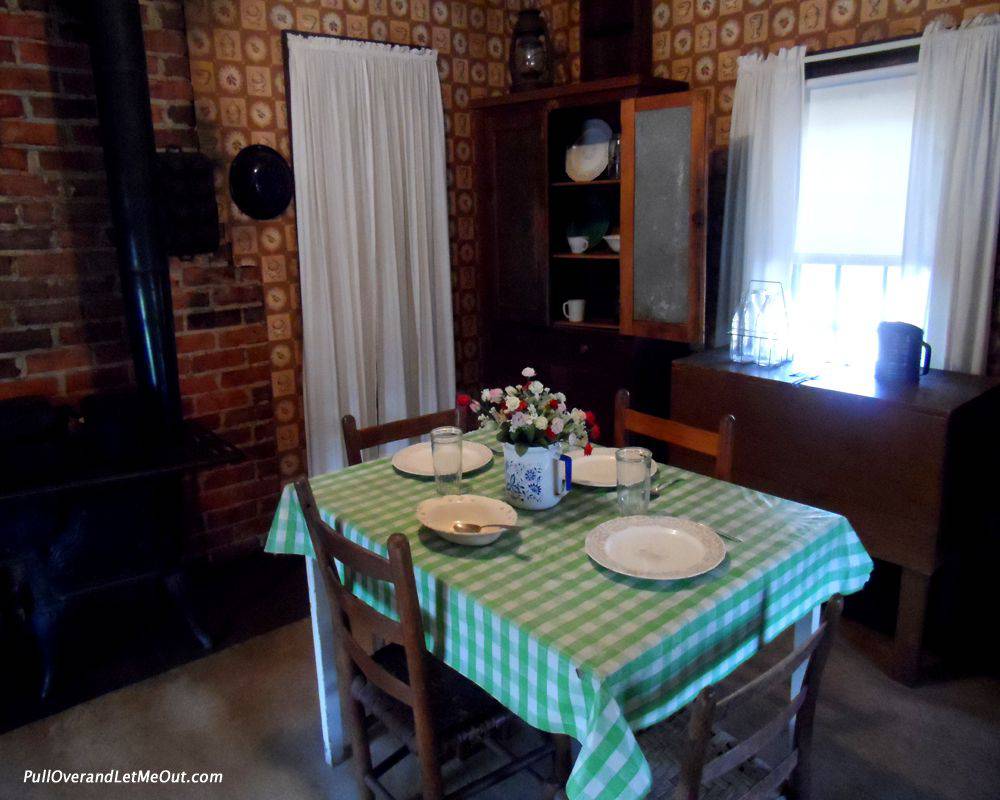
[452,521,511,534]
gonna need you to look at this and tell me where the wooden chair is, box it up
[294,479,553,800]
[342,406,468,467]
[636,596,844,800]
[614,388,736,481]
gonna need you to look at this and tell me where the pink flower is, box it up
[489,388,503,403]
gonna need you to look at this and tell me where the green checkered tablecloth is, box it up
[266,430,872,800]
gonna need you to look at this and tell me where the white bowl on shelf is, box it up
[603,234,620,253]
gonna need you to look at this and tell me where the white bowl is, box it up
[603,234,620,253]
[416,494,518,547]
[567,235,589,254]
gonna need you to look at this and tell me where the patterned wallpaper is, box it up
[182,0,509,481]
[650,0,1000,151]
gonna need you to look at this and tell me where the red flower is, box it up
[585,411,597,426]
[583,443,593,456]
[590,424,601,441]
[517,400,528,411]
[545,428,557,441]
[456,393,471,407]
[549,398,559,409]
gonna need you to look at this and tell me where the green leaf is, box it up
[515,442,528,457]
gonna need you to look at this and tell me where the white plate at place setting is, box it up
[391,440,494,478]
[585,516,726,580]
[567,446,659,488]
[416,495,518,546]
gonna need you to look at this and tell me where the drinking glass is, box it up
[431,426,463,495]
[616,447,652,516]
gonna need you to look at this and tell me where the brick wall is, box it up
[0,0,277,558]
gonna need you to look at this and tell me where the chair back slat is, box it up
[734,750,798,800]
[343,407,467,466]
[701,691,805,783]
[672,596,843,800]
[344,635,415,706]
[715,622,828,717]
[614,389,736,481]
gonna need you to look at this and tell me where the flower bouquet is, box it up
[469,368,599,510]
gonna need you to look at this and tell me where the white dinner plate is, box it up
[568,446,659,488]
[416,495,518,546]
[391,440,493,478]
[565,143,609,182]
[585,516,725,580]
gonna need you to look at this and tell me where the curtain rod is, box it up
[804,35,921,63]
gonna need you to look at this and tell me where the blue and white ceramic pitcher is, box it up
[502,443,572,511]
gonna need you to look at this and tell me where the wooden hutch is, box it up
[471,76,709,425]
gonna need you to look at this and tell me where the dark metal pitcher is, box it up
[875,321,931,383]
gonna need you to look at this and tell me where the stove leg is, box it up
[163,571,212,651]
[30,602,62,701]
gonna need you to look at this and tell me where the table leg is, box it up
[306,558,348,766]
[892,568,930,686]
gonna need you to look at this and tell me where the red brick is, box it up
[15,300,78,326]
[25,344,90,373]
[36,149,103,172]
[0,227,51,249]
[27,95,95,120]
[198,477,279,511]
[200,462,257,492]
[212,285,261,306]
[142,28,186,55]
[0,119,58,145]
[70,123,100,147]
[0,172,55,196]
[162,55,189,80]
[205,499,260,530]
[175,331,216,353]
[191,348,245,373]
[58,71,93,96]
[0,93,23,118]
[18,201,51,224]
[0,327,51,352]
[180,373,218,395]
[222,403,272,428]
[0,146,27,169]
[218,324,267,348]
[0,375,58,400]
[220,364,270,388]
[0,67,55,92]
[246,343,270,364]
[0,41,14,63]
[194,387,251,414]
[64,364,130,394]
[57,319,121,344]
[148,77,192,101]
[0,13,48,39]
[16,41,88,70]
[0,356,21,379]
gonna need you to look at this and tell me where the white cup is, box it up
[562,299,585,322]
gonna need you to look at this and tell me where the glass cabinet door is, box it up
[620,91,708,342]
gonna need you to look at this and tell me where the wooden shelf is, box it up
[551,252,619,260]
[551,179,621,187]
[552,320,619,332]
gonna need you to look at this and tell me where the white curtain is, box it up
[288,36,456,475]
[717,47,806,344]
[900,15,1000,374]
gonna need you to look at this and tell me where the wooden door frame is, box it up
[620,90,708,343]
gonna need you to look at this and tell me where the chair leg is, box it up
[340,686,375,800]
[418,742,445,800]
[543,734,572,799]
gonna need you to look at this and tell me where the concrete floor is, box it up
[1,619,998,800]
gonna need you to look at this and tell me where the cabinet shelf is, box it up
[551,252,619,260]
[552,320,619,332]
[551,179,621,187]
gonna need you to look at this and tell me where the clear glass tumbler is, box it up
[616,447,652,516]
[430,426,463,495]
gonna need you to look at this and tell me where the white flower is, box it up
[481,389,491,402]
[489,388,503,403]
[550,417,564,435]
[505,395,520,413]
[534,416,548,430]
[554,392,566,402]
[568,432,579,447]
[521,367,536,378]
[511,411,528,428]
[571,408,585,422]
[504,386,516,395]
[557,402,567,413]
[528,380,543,395]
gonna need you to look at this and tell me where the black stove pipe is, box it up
[86,0,182,428]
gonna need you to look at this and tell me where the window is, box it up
[792,63,928,367]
